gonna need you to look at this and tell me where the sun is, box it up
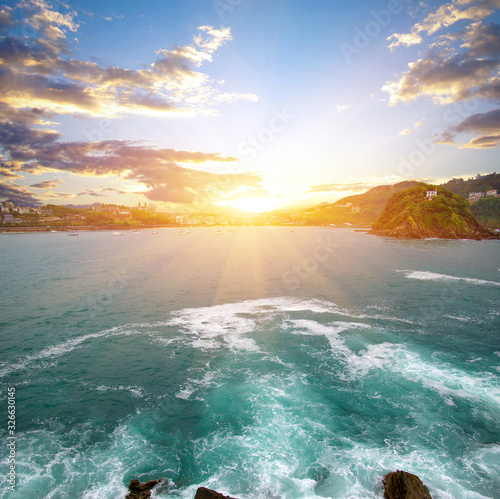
[229,196,279,213]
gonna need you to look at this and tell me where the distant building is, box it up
[90,204,120,214]
[469,191,485,203]
[176,215,201,225]
[486,190,497,197]
[2,213,22,223]
[475,174,485,180]
[426,190,438,198]
[351,206,361,213]
[17,207,34,214]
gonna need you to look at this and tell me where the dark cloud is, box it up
[462,21,500,58]
[444,108,500,147]
[384,53,498,104]
[0,119,60,147]
[0,116,259,204]
[453,108,500,133]
[436,108,500,147]
[0,7,13,31]
[30,179,64,189]
[0,182,42,205]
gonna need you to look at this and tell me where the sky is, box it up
[0,0,499,213]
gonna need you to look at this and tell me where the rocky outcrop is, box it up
[126,479,168,499]
[383,470,432,499]
[370,183,499,240]
[194,487,239,499]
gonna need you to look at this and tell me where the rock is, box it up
[125,479,166,499]
[194,487,239,499]
[383,470,432,499]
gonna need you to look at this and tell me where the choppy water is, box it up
[0,228,499,498]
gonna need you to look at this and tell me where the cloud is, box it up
[383,52,498,105]
[388,0,499,50]
[437,108,500,147]
[0,6,13,30]
[77,189,102,197]
[306,182,371,194]
[101,187,127,195]
[30,179,64,188]
[460,134,500,147]
[101,12,124,22]
[0,117,262,204]
[384,2,500,105]
[43,190,75,199]
[385,1,500,147]
[336,104,350,112]
[0,1,261,205]
[0,181,42,205]
[0,1,256,118]
[399,118,426,135]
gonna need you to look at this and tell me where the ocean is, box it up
[0,228,498,499]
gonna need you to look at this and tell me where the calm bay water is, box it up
[0,228,499,498]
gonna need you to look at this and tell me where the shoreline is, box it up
[0,225,374,234]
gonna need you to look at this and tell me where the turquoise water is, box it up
[0,228,499,498]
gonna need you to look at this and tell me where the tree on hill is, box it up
[371,183,497,240]
[470,197,500,228]
[298,181,419,226]
[442,173,500,198]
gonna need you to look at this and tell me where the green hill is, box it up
[370,183,498,240]
[297,181,418,226]
[470,197,500,228]
[441,173,500,198]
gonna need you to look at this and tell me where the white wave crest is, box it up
[402,270,500,287]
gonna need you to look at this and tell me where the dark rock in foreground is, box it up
[194,487,239,499]
[383,470,432,499]
[126,479,167,499]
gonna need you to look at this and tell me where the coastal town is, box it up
[0,200,306,231]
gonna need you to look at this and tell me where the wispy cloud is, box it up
[336,104,350,112]
[306,182,372,194]
[399,118,426,135]
[30,179,64,189]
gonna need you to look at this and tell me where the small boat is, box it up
[68,231,78,236]
[152,222,159,234]
[112,232,123,236]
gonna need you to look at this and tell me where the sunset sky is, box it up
[1,0,499,212]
